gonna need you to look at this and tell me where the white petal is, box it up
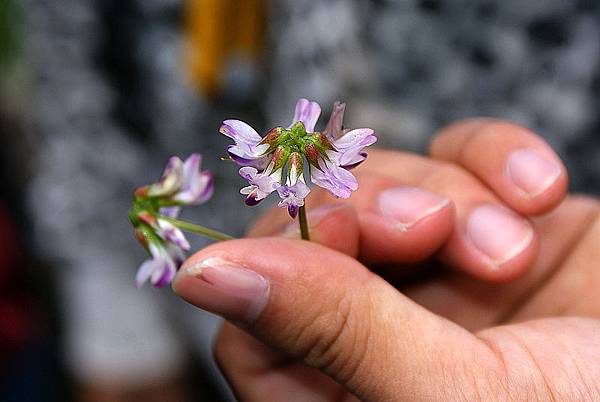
[334,128,375,150]
[135,258,161,288]
[220,119,262,144]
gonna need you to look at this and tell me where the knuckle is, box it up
[295,287,373,384]
[421,161,482,194]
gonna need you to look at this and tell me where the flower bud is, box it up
[260,127,283,150]
[288,152,303,185]
[137,211,157,227]
[304,143,320,166]
[271,145,291,171]
[134,228,149,248]
[134,186,149,199]
[318,133,335,150]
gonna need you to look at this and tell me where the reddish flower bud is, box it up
[271,146,290,171]
[304,143,321,166]
[134,228,149,248]
[319,133,335,150]
[138,211,157,227]
[134,186,149,199]
[261,127,283,147]
[288,152,303,185]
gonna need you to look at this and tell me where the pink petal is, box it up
[324,101,346,140]
[220,119,262,144]
[289,98,322,133]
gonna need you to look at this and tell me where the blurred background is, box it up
[1,0,600,401]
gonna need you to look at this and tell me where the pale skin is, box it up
[174,119,600,401]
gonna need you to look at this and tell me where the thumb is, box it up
[173,238,500,401]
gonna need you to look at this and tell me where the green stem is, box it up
[298,205,310,240]
[161,216,235,241]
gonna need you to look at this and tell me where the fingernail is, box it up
[178,257,269,323]
[282,204,347,236]
[506,149,561,197]
[378,187,450,231]
[466,204,534,266]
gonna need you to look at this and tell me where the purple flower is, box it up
[277,180,310,218]
[222,98,375,215]
[288,98,321,132]
[311,159,358,199]
[323,101,377,169]
[220,119,270,168]
[139,154,214,207]
[239,163,282,205]
[156,219,190,251]
[146,156,184,197]
[136,211,190,252]
[136,243,182,288]
[330,128,377,169]
[173,154,214,204]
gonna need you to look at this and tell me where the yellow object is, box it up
[183,0,265,97]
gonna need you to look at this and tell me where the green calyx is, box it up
[129,201,158,250]
[262,121,332,167]
[131,188,183,217]
[129,195,177,252]
[135,223,163,251]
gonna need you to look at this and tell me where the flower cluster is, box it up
[129,154,213,287]
[221,98,376,218]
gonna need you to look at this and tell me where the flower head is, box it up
[130,154,213,287]
[222,98,376,218]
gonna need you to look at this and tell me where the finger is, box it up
[173,238,503,401]
[251,149,539,281]
[250,185,456,265]
[348,173,456,263]
[359,151,540,282]
[430,119,568,216]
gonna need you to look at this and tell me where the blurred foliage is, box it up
[0,0,22,69]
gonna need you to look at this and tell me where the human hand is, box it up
[174,120,600,401]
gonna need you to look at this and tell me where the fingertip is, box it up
[440,204,539,283]
[359,187,455,264]
[431,119,570,217]
[504,147,569,215]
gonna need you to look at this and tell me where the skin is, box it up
[174,119,600,401]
